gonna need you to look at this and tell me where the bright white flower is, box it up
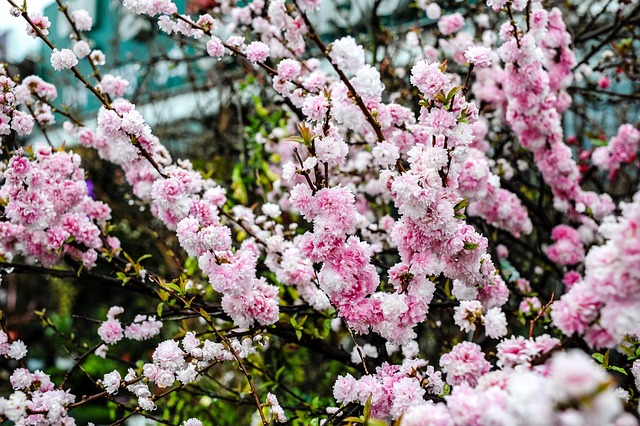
[483,307,508,338]
[7,341,28,360]
[102,370,121,394]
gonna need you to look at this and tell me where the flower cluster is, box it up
[545,224,585,266]
[2,0,639,424]
[592,123,640,179]
[0,330,27,361]
[334,359,444,420]
[0,358,76,425]
[96,306,162,347]
[552,193,640,347]
[401,350,627,426]
[0,68,35,137]
[105,331,260,411]
[0,148,116,268]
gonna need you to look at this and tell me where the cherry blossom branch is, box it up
[163,286,268,426]
[6,0,110,105]
[53,0,106,84]
[291,0,386,143]
[6,0,171,179]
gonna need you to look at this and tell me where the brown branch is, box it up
[529,292,555,338]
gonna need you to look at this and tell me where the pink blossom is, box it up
[410,60,448,98]
[440,341,490,387]
[124,315,163,341]
[50,49,78,71]
[301,94,328,122]
[90,49,106,65]
[454,300,482,333]
[10,111,34,136]
[98,74,129,97]
[520,297,542,314]
[438,13,465,36]
[464,45,493,67]
[206,36,225,58]
[329,36,365,74]
[550,350,612,401]
[424,4,442,20]
[10,368,33,390]
[245,41,270,63]
[483,308,508,338]
[401,403,452,426]
[632,360,640,390]
[314,131,349,166]
[487,0,509,12]
[7,341,28,360]
[26,13,50,38]
[71,9,93,31]
[277,59,301,80]
[122,0,177,15]
[546,224,584,265]
[97,320,124,344]
[597,76,611,89]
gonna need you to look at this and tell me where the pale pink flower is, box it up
[410,60,447,98]
[26,13,50,38]
[329,36,365,74]
[440,342,490,386]
[424,4,441,20]
[98,74,129,98]
[454,300,482,333]
[50,49,78,71]
[206,36,225,58]
[245,41,270,63]
[71,9,93,31]
[464,45,493,67]
[97,320,124,344]
[73,40,91,59]
[483,308,508,338]
[277,59,301,80]
[438,13,465,36]
[10,111,34,136]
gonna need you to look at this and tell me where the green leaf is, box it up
[453,198,469,212]
[164,282,183,294]
[157,302,164,318]
[445,86,462,104]
[231,163,248,204]
[463,242,478,250]
[363,393,373,421]
[275,365,286,381]
[592,352,604,363]
[608,365,627,375]
[116,272,129,285]
[184,256,198,276]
